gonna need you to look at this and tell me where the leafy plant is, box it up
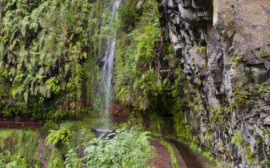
[0,0,102,118]
[82,127,153,168]
[5,156,30,168]
[46,127,71,148]
[0,152,30,168]
[118,0,140,33]
[114,0,164,110]
[65,147,81,168]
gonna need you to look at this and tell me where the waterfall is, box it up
[99,0,121,127]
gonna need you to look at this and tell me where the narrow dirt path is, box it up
[150,140,173,168]
[38,138,47,168]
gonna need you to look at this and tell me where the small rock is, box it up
[257,119,264,126]
[251,67,270,84]
[264,115,270,125]
[265,134,270,146]
[247,118,255,124]
[254,125,264,137]
[249,136,257,153]
[264,92,270,102]
[262,106,270,114]
[260,112,268,119]
[245,123,254,131]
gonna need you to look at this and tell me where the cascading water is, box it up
[99,0,121,128]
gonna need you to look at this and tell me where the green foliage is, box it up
[173,110,193,141]
[189,143,217,163]
[115,0,170,110]
[260,142,270,166]
[118,0,140,33]
[64,147,81,168]
[245,146,256,165]
[0,0,103,118]
[232,82,250,106]
[82,127,153,167]
[253,78,270,95]
[47,150,65,168]
[232,79,270,108]
[231,131,245,146]
[261,52,269,58]
[46,127,71,148]
[231,55,243,65]
[0,152,30,168]
[0,130,42,167]
[135,25,160,62]
[199,46,206,54]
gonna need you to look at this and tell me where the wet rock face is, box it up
[162,0,270,167]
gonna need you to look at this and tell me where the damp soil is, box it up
[150,140,173,168]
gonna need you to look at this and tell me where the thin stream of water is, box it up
[100,0,121,128]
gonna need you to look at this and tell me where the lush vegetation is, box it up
[0,0,105,119]
[0,127,153,167]
[81,128,153,167]
[114,0,180,116]
[0,130,42,167]
[113,0,225,165]
[114,0,195,143]
[1,0,260,167]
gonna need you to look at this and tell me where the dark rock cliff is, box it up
[161,0,270,167]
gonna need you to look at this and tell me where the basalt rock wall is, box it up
[162,0,270,167]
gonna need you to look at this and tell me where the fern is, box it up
[46,127,71,148]
[0,0,99,117]
[82,127,153,167]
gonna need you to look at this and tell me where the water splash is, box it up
[99,0,121,128]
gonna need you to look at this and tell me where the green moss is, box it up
[261,52,269,58]
[231,131,245,146]
[189,143,217,163]
[199,46,206,54]
[232,82,250,106]
[245,146,256,165]
[231,55,243,65]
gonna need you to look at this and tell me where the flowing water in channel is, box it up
[99,0,121,128]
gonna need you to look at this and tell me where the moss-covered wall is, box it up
[0,0,107,119]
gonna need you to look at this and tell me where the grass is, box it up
[0,129,42,166]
